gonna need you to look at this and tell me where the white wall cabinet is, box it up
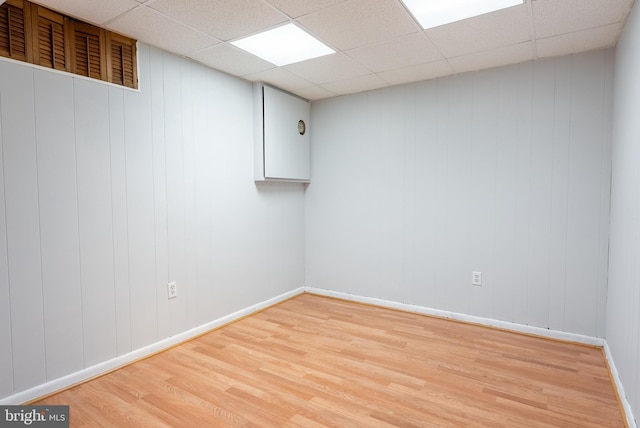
[254,83,310,182]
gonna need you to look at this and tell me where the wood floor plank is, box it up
[35,293,627,427]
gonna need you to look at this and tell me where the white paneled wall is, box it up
[608,0,640,421]
[76,79,119,367]
[306,50,614,338]
[34,71,83,381]
[2,62,46,394]
[0,44,305,400]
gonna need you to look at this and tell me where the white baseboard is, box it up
[3,285,636,427]
[304,287,604,346]
[603,342,638,428]
[0,287,305,406]
[304,286,636,427]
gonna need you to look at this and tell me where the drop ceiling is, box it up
[32,0,635,100]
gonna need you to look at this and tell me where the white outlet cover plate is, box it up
[472,272,482,286]
[168,282,177,299]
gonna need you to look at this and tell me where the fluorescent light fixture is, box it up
[231,23,334,66]
[401,0,524,29]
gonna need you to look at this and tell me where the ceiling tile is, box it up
[33,0,635,98]
[378,60,453,85]
[346,32,442,73]
[108,6,220,56]
[533,0,632,39]
[188,43,275,76]
[293,85,337,101]
[264,0,348,18]
[448,42,533,74]
[148,0,288,41]
[297,0,420,51]
[537,24,621,58]
[244,68,314,92]
[322,74,388,95]
[284,54,370,84]
[426,4,530,58]
[34,0,139,26]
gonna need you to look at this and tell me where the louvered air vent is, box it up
[34,6,67,71]
[0,0,28,62]
[72,22,104,80]
[108,33,137,88]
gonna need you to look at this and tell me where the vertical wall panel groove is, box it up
[181,58,196,331]
[34,70,83,381]
[163,52,186,339]
[444,73,473,315]
[401,86,416,307]
[32,71,48,384]
[433,79,448,309]
[565,51,608,336]
[596,49,615,339]
[124,43,158,350]
[149,47,169,343]
[469,69,498,319]
[527,59,555,329]
[74,79,117,366]
[512,62,533,326]
[548,58,571,332]
[109,85,131,357]
[70,78,85,370]
[492,64,519,324]
[0,90,15,398]
[192,62,209,326]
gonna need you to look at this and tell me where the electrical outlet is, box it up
[472,272,482,286]
[168,282,177,299]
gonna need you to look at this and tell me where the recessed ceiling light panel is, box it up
[231,23,335,67]
[401,0,524,29]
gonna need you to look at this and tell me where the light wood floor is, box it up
[36,293,626,427]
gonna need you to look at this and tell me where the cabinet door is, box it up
[263,85,310,181]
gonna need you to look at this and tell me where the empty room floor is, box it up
[36,293,626,427]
